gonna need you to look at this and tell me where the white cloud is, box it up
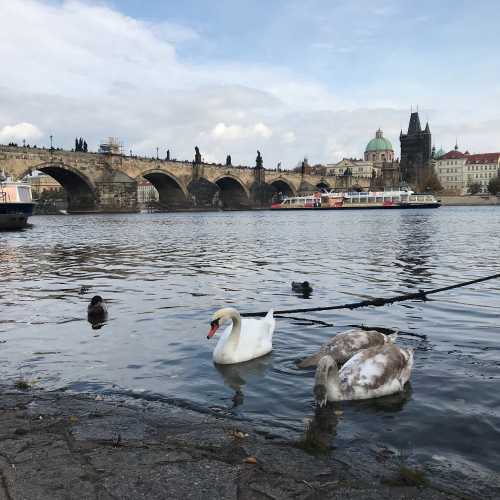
[0,0,497,170]
[0,122,43,143]
[253,123,273,139]
[281,131,296,144]
[211,122,272,141]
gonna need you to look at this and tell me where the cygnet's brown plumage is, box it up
[296,328,397,369]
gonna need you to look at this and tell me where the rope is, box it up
[240,272,500,318]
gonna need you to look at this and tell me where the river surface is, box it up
[1,208,499,487]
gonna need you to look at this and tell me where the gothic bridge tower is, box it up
[399,111,432,188]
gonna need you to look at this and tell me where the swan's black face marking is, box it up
[207,319,220,339]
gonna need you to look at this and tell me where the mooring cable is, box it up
[240,272,500,318]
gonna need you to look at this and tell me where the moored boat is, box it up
[0,175,36,229]
[271,189,440,210]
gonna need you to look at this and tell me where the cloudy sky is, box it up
[0,0,499,168]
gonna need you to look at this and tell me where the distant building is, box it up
[137,179,159,204]
[465,152,500,193]
[24,172,62,197]
[436,146,500,194]
[435,145,468,194]
[400,112,432,187]
[326,158,380,178]
[364,129,394,163]
[325,129,401,191]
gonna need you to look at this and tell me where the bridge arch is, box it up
[268,178,296,197]
[213,174,250,209]
[25,162,97,212]
[139,169,189,209]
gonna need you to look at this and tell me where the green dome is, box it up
[435,147,445,158]
[365,129,393,152]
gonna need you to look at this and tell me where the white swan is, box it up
[314,343,414,405]
[207,307,275,365]
[297,328,397,368]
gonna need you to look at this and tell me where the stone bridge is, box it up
[0,145,369,212]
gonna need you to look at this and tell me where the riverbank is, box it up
[0,387,493,500]
[439,195,500,206]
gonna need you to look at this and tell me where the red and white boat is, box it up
[271,190,440,210]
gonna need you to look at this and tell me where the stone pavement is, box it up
[0,389,482,499]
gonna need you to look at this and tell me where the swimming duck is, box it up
[87,295,108,329]
[297,328,397,368]
[207,307,275,365]
[314,343,414,405]
[292,281,313,294]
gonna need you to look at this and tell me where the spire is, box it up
[454,139,458,151]
[407,112,422,135]
[424,122,430,133]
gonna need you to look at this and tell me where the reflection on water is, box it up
[394,215,434,285]
[214,354,272,407]
[1,208,500,487]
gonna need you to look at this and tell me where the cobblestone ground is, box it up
[0,389,488,499]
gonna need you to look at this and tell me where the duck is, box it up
[207,307,275,365]
[296,328,397,368]
[314,343,414,405]
[292,281,313,294]
[87,295,108,329]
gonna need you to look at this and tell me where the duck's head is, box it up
[90,295,103,306]
[207,307,239,339]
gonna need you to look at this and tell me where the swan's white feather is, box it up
[213,309,274,364]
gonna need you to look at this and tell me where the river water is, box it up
[1,208,499,487]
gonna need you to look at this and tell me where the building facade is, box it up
[24,172,62,197]
[436,148,500,194]
[326,158,380,178]
[435,147,468,194]
[465,153,500,193]
[400,112,432,187]
[137,179,159,204]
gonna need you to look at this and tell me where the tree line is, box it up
[74,137,88,152]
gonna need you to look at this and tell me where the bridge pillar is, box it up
[250,151,273,207]
[93,178,138,213]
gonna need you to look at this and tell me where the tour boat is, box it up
[0,176,36,229]
[271,190,440,210]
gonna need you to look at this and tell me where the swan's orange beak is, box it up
[207,319,219,339]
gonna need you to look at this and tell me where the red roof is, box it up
[440,150,467,160]
[465,153,500,164]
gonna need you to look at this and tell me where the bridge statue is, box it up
[166,149,170,161]
[194,146,202,164]
[226,155,232,166]
[256,150,263,169]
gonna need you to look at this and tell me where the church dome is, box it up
[435,147,446,159]
[365,129,393,152]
